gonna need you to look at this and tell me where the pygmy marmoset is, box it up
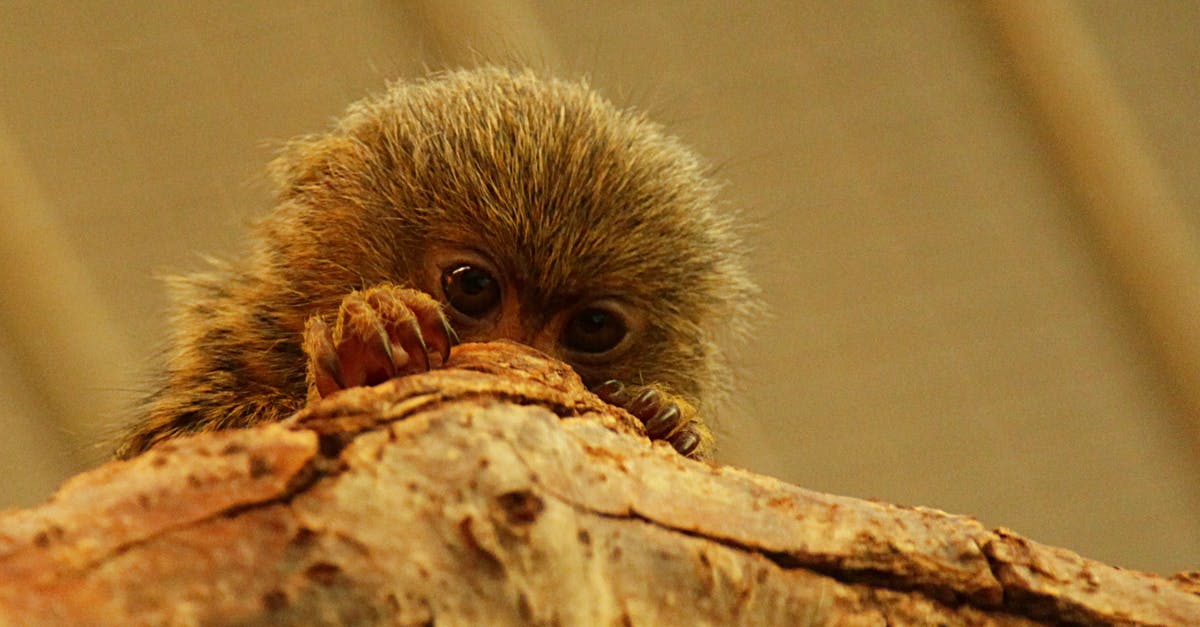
[116,67,757,461]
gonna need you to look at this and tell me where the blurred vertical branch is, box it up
[980,0,1200,456]
[0,121,138,473]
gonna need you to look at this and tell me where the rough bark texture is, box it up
[1,341,1197,625]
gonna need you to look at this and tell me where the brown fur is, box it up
[116,67,757,459]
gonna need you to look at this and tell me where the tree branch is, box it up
[1,342,1196,625]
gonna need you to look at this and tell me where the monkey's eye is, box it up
[442,265,500,318]
[563,307,628,354]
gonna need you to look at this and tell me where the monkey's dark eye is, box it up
[442,265,500,318]
[563,307,627,354]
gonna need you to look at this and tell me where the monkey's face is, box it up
[269,68,756,405]
[412,244,649,389]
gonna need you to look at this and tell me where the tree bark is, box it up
[1,341,1196,625]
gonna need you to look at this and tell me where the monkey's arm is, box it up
[116,274,310,458]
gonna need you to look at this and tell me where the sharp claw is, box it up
[592,380,628,404]
[321,352,345,387]
[644,404,681,439]
[670,430,700,457]
[375,327,397,377]
[413,336,432,371]
[305,316,345,396]
[315,350,345,396]
[434,318,456,365]
[626,389,661,419]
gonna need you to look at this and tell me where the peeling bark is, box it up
[1,341,1196,625]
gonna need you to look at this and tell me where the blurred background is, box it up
[1,1,1198,574]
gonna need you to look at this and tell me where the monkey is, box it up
[115,67,758,462]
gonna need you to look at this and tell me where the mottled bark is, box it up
[1,342,1196,625]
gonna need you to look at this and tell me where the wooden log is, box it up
[0,341,1196,625]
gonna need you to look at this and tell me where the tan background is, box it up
[1,1,1197,574]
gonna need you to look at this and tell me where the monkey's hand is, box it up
[302,284,456,402]
[591,381,713,461]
